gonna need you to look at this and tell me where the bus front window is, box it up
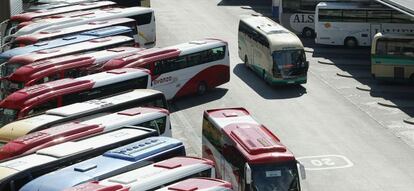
[272,50,307,78]
[0,109,18,127]
[2,63,22,77]
[251,163,300,191]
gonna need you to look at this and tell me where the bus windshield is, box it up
[251,162,300,191]
[0,108,18,127]
[2,63,23,77]
[273,49,307,77]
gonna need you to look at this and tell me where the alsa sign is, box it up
[289,13,314,33]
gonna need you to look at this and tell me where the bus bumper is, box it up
[269,76,307,85]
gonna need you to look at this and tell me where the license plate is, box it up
[287,81,295,84]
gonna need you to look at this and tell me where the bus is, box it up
[20,137,186,191]
[30,156,213,191]
[315,2,414,47]
[0,106,171,160]
[0,129,162,191]
[238,16,309,85]
[202,107,306,191]
[13,18,138,47]
[371,33,414,81]
[0,68,151,126]
[1,25,135,57]
[3,7,156,48]
[32,0,151,7]
[277,0,370,37]
[0,35,134,79]
[0,89,168,143]
[4,46,143,94]
[155,178,233,191]
[0,1,116,42]
[103,39,230,100]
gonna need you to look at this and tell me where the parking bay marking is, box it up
[297,155,353,171]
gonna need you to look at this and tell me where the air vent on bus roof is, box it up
[189,40,206,45]
[223,112,239,117]
[108,176,138,184]
[118,108,142,116]
[36,142,93,158]
[33,41,49,46]
[231,125,286,155]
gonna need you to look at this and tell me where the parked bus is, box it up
[0,89,167,143]
[277,0,370,37]
[315,2,414,47]
[20,137,186,191]
[32,0,151,7]
[13,18,138,47]
[0,128,160,191]
[4,47,143,94]
[30,156,212,191]
[3,7,156,48]
[238,16,309,85]
[27,2,75,11]
[371,33,414,81]
[0,1,116,43]
[0,35,134,79]
[0,106,171,160]
[0,68,151,126]
[103,39,230,100]
[202,107,306,191]
[155,178,233,191]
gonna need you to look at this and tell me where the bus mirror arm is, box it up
[297,161,306,180]
[245,162,252,184]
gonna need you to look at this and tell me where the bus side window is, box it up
[130,12,153,26]
[187,52,202,67]
[138,119,160,134]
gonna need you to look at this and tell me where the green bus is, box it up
[238,15,309,85]
[371,33,414,82]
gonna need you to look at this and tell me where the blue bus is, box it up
[20,137,186,191]
[0,25,135,60]
[0,127,158,191]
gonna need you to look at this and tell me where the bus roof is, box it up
[19,137,185,191]
[0,68,149,110]
[13,7,153,37]
[240,16,303,51]
[104,38,228,70]
[0,89,164,142]
[10,1,116,22]
[157,178,233,191]
[205,108,295,164]
[317,2,390,10]
[7,35,133,65]
[8,47,142,83]
[1,26,133,60]
[14,18,136,45]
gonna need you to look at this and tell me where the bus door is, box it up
[370,24,382,43]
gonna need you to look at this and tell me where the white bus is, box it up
[238,16,308,85]
[315,2,414,47]
[277,0,366,37]
[64,157,215,191]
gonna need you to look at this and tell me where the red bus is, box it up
[0,68,151,127]
[202,108,306,191]
[103,39,230,100]
[157,178,233,191]
[4,47,143,95]
[13,18,138,47]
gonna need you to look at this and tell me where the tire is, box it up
[344,37,358,48]
[197,82,207,95]
[302,28,315,38]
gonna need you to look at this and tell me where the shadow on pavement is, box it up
[170,88,228,112]
[233,63,307,99]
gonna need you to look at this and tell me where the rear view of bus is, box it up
[239,16,308,85]
[202,108,306,191]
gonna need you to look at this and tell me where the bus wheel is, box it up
[302,28,315,38]
[197,82,207,95]
[344,37,358,48]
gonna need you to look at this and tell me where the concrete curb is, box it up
[377,100,414,108]
[356,85,371,92]
[336,72,371,79]
[403,118,414,125]
[304,47,314,53]
[317,60,335,65]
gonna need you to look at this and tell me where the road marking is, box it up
[297,155,353,171]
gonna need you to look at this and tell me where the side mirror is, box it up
[297,162,306,180]
[245,163,252,184]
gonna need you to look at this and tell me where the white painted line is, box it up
[297,154,354,171]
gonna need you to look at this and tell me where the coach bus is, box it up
[60,157,215,191]
[276,0,370,37]
[103,39,230,100]
[3,7,156,48]
[0,89,167,143]
[32,0,151,7]
[13,18,138,47]
[371,33,414,82]
[202,107,306,191]
[4,46,143,94]
[315,2,414,47]
[0,106,171,160]
[238,16,308,85]
[0,68,150,126]
[0,35,134,80]
[0,128,162,191]
[155,178,232,191]
[20,137,186,191]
